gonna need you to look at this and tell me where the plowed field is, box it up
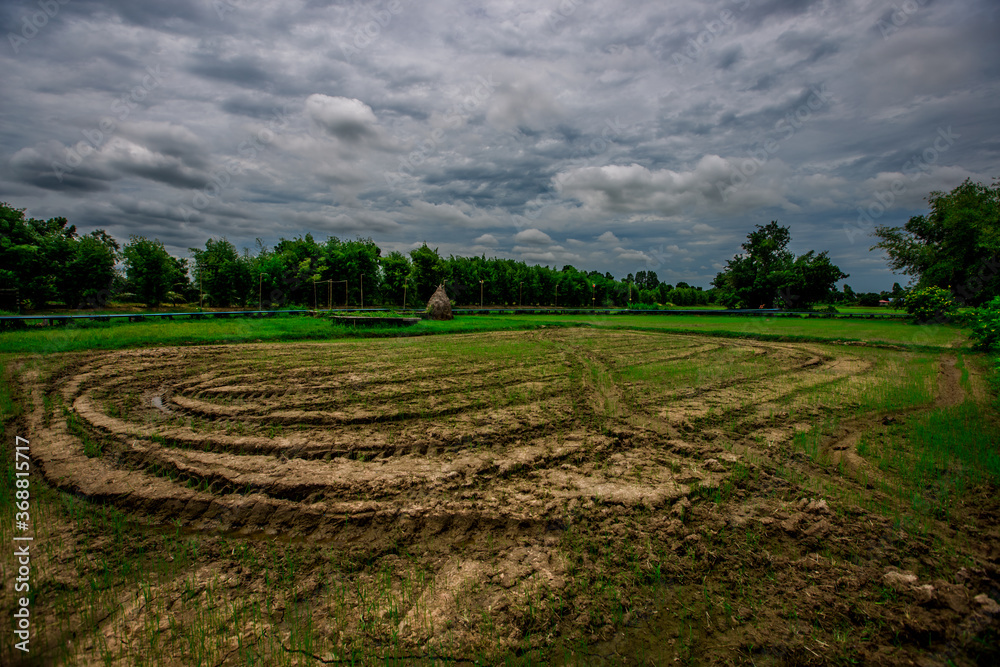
[4,327,999,665]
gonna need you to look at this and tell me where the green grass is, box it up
[790,351,1000,528]
[0,313,590,355]
[2,312,998,665]
[0,312,965,356]
[521,313,963,348]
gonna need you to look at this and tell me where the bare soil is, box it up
[4,329,999,665]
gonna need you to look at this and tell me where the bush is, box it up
[968,296,1000,351]
[904,286,956,323]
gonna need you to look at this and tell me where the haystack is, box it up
[425,284,453,320]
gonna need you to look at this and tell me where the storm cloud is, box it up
[1,0,997,289]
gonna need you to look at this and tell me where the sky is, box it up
[1,0,997,291]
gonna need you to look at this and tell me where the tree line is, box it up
[7,178,992,313]
[0,202,717,311]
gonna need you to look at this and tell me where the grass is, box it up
[526,313,962,348]
[2,312,997,665]
[787,351,1000,531]
[0,311,964,356]
[0,313,588,355]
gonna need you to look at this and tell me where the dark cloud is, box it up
[0,0,995,290]
[187,54,272,88]
[717,45,743,70]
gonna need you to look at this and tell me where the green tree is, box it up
[0,204,80,308]
[190,238,252,308]
[713,221,847,308]
[381,251,414,307]
[325,237,381,307]
[634,270,659,291]
[274,234,325,306]
[409,244,448,302]
[872,178,1000,306]
[0,203,124,309]
[61,230,120,308]
[123,236,184,307]
[782,251,850,308]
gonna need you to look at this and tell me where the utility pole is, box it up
[403,284,407,309]
[554,284,558,308]
[360,274,364,309]
[259,273,264,311]
[519,281,523,308]
[592,283,596,309]
[313,280,317,311]
[479,280,484,308]
[328,279,332,310]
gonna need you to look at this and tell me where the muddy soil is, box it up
[3,329,999,665]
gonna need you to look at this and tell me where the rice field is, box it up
[1,318,998,665]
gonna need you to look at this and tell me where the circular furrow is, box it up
[29,330,871,543]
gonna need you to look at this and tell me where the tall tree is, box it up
[61,230,120,308]
[0,203,121,309]
[409,244,448,302]
[871,178,1000,306]
[123,236,183,307]
[190,238,252,308]
[713,221,847,308]
[381,251,414,307]
[325,237,381,307]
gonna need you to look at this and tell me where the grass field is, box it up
[0,311,961,356]
[2,314,998,665]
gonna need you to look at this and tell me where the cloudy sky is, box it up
[1,0,997,290]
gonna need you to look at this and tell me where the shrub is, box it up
[904,286,956,323]
[968,296,1000,351]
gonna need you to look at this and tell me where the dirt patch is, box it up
[5,329,999,665]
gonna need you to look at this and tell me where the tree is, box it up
[0,203,80,308]
[634,270,659,291]
[381,251,414,307]
[123,236,184,307]
[872,179,1000,306]
[274,234,325,306]
[783,250,851,307]
[325,237,381,307]
[713,221,847,308]
[190,238,252,307]
[409,244,448,302]
[61,230,120,308]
